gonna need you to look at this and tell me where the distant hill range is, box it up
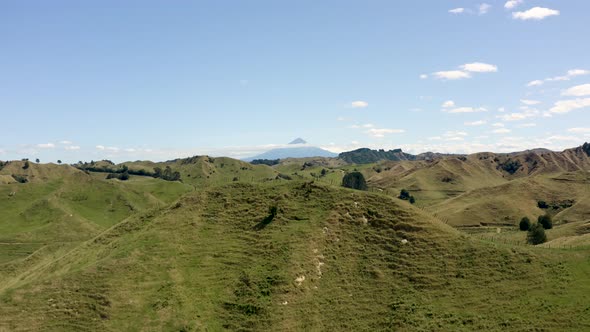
[243,138,338,161]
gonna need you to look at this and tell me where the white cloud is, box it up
[95,145,119,152]
[336,116,346,121]
[521,99,540,105]
[567,127,590,133]
[517,123,537,128]
[433,70,471,80]
[498,107,540,121]
[504,0,523,10]
[420,74,428,79]
[449,8,465,14]
[444,131,468,137]
[59,140,73,145]
[465,120,487,126]
[445,107,488,113]
[442,131,468,141]
[492,128,511,134]
[351,101,368,108]
[549,98,590,114]
[428,136,442,141]
[512,7,560,20]
[547,135,581,142]
[568,69,590,77]
[350,123,374,129]
[497,107,506,112]
[562,84,590,97]
[479,3,491,15]
[65,145,80,151]
[366,128,405,138]
[526,80,544,87]
[37,143,55,149]
[527,70,590,87]
[460,62,498,73]
[431,62,497,81]
[492,122,505,127]
[442,100,455,108]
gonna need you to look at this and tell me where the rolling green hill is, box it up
[0,152,589,331]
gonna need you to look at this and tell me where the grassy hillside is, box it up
[0,177,589,331]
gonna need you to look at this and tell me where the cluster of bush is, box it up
[499,159,522,175]
[76,161,181,182]
[398,189,416,204]
[519,214,553,245]
[153,166,181,181]
[106,172,130,181]
[537,200,574,210]
[11,174,28,183]
[341,171,368,191]
[250,159,280,166]
[582,142,590,156]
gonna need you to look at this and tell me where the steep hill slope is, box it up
[0,181,589,331]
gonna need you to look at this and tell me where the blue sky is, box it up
[1,0,589,162]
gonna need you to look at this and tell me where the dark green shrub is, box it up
[527,223,547,245]
[269,205,278,218]
[409,196,416,204]
[399,189,411,200]
[537,201,549,209]
[519,217,531,231]
[341,172,368,191]
[22,161,30,170]
[12,175,28,183]
[499,159,522,175]
[251,159,280,166]
[538,214,553,229]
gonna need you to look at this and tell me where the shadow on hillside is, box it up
[253,215,275,231]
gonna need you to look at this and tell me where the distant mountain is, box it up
[244,139,337,161]
[288,138,307,145]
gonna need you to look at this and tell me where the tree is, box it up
[22,161,30,169]
[35,158,40,163]
[537,201,549,209]
[409,196,416,204]
[57,160,62,164]
[538,214,553,229]
[341,172,368,191]
[519,217,531,231]
[399,189,410,200]
[527,223,547,245]
[153,167,162,178]
[119,171,130,181]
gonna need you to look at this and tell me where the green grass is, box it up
[0,177,589,331]
[0,161,590,331]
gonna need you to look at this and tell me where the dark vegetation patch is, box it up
[339,148,416,164]
[537,199,574,210]
[11,174,28,183]
[250,159,280,166]
[499,159,522,175]
[341,172,368,191]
